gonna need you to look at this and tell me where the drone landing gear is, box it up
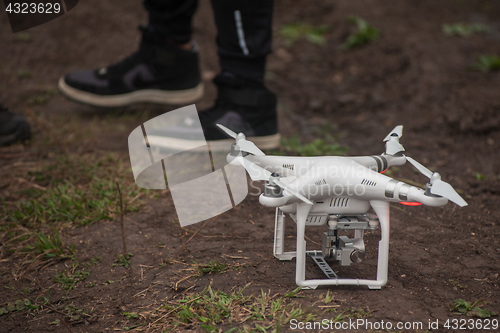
[273,201,391,289]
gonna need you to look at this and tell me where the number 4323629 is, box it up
[6,2,61,14]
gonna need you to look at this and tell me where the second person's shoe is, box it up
[145,73,280,152]
[58,26,203,107]
[0,105,32,146]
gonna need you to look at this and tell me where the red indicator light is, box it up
[399,202,422,206]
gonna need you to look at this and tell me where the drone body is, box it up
[243,154,449,208]
[218,124,467,289]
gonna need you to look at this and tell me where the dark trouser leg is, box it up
[210,0,274,84]
[143,0,199,43]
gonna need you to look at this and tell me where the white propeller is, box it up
[405,156,468,207]
[383,125,405,155]
[273,178,313,205]
[233,155,313,205]
[217,123,237,139]
[216,124,265,156]
[234,155,271,181]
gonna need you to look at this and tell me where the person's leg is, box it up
[150,0,279,151]
[211,0,273,84]
[144,0,198,44]
[199,0,278,148]
[58,0,202,107]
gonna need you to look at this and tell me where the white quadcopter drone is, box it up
[217,124,467,290]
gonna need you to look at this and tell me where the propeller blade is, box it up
[405,156,433,178]
[216,124,265,156]
[216,124,237,139]
[385,139,405,155]
[234,156,271,181]
[406,156,467,207]
[383,126,405,155]
[274,179,313,205]
[237,140,265,156]
[234,155,312,204]
[431,180,468,207]
[383,125,403,142]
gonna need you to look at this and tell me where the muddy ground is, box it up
[1,0,499,332]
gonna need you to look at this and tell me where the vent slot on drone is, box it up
[361,179,376,186]
[330,197,349,207]
[306,215,327,225]
[282,163,295,170]
[315,179,327,186]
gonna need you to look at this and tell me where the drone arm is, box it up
[406,186,448,207]
[349,155,406,173]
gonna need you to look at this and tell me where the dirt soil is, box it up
[1,0,500,332]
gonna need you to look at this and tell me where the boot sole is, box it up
[147,133,281,153]
[58,77,204,107]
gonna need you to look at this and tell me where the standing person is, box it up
[58,0,280,150]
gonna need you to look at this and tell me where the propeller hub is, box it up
[424,183,439,197]
[385,136,405,155]
[430,172,441,184]
[264,183,283,198]
[235,132,246,143]
[265,173,284,198]
[269,173,280,185]
[230,143,248,157]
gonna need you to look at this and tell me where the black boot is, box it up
[0,105,32,146]
[58,25,203,107]
[146,73,280,152]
